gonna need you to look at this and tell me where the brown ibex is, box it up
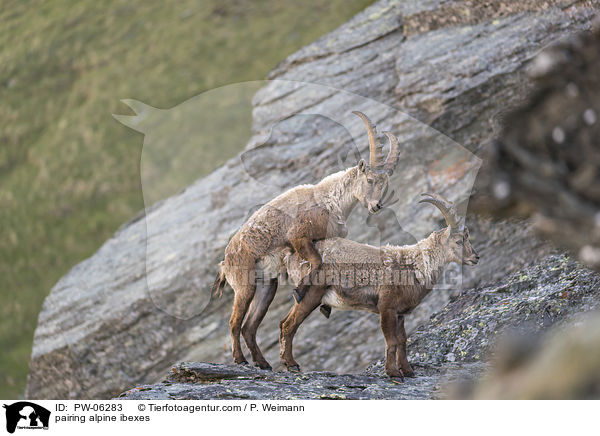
[280,193,479,379]
[213,111,401,369]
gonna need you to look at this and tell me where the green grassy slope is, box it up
[0,0,373,398]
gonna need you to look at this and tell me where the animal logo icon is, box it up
[3,402,50,433]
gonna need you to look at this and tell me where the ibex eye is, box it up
[367,178,374,184]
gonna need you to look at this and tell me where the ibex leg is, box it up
[290,237,322,303]
[380,309,404,380]
[242,278,278,370]
[228,258,257,365]
[395,315,414,377]
[280,285,327,371]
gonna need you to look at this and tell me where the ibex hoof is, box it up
[236,360,249,366]
[319,305,331,318]
[287,365,301,373]
[389,375,405,383]
[255,362,273,371]
[386,370,404,381]
[292,288,304,303]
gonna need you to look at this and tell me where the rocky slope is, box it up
[27,0,599,399]
[116,253,599,400]
[114,361,479,400]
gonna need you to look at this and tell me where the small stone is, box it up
[583,109,597,125]
[580,245,600,267]
[493,180,511,200]
[528,52,554,78]
[552,127,565,144]
[566,82,579,97]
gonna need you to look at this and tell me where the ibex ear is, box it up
[358,159,367,173]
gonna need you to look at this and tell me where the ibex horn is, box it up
[353,111,385,169]
[382,131,400,175]
[418,193,461,232]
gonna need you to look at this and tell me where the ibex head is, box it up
[352,111,401,214]
[419,193,479,266]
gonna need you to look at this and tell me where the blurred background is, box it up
[6,0,600,402]
[0,0,374,398]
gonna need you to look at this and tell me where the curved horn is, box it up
[382,131,400,174]
[352,111,384,168]
[418,193,461,232]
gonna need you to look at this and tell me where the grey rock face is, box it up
[114,361,485,400]
[407,254,600,367]
[27,1,599,399]
[472,22,600,271]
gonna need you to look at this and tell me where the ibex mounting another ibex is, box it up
[213,111,401,370]
[281,193,479,379]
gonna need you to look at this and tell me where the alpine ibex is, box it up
[280,193,479,379]
[213,111,401,370]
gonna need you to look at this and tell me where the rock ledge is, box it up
[115,361,483,400]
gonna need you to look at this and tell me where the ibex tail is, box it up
[212,261,227,298]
